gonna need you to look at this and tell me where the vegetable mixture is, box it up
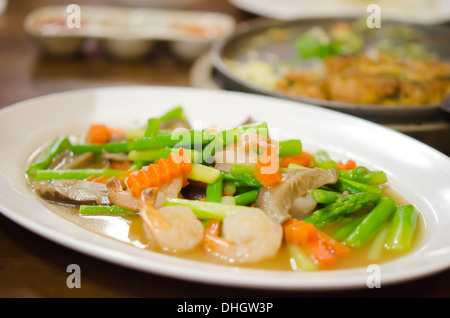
[25,106,420,271]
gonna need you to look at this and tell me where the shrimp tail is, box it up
[106,177,140,211]
[203,220,230,256]
[140,187,159,208]
[139,187,172,233]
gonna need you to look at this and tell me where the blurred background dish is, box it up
[24,5,236,60]
[189,18,450,154]
[229,0,450,25]
[211,18,450,123]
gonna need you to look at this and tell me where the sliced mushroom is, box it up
[102,151,130,162]
[50,151,94,170]
[31,179,110,206]
[255,168,339,223]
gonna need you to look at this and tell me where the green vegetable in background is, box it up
[295,36,342,60]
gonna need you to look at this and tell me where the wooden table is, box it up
[1,0,450,299]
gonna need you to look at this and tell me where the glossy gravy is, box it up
[33,185,424,271]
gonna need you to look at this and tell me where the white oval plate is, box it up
[1,86,449,291]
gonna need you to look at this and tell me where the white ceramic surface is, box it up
[1,86,449,290]
[229,0,450,25]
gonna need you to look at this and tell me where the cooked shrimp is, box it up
[203,209,283,263]
[235,133,278,153]
[106,177,183,211]
[140,188,204,253]
[214,134,279,170]
[154,177,183,208]
[106,177,139,211]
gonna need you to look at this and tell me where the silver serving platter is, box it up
[211,18,450,124]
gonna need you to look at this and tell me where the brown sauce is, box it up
[35,184,424,272]
[26,139,423,271]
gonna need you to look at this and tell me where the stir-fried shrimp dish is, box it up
[26,106,421,271]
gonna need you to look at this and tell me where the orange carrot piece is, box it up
[316,230,351,257]
[119,169,137,180]
[125,148,192,197]
[86,124,112,144]
[255,146,282,187]
[281,151,313,168]
[283,219,315,245]
[109,161,133,170]
[337,159,356,171]
[303,240,336,269]
[283,218,351,268]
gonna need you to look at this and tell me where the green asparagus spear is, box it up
[332,177,382,194]
[70,142,131,154]
[159,106,184,123]
[310,189,341,204]
[279,139,302,157]
[385,204,418,252]
[338,166,388,185]
[304,192,382,227]
[34,168,125,181]
[313,150,337,170]
[205,174,224,203]
[132,129,211,151]
[79,205,137,216]
[26,136,72,175]
[221,171,263,188]
[343,196,397,247]
[202,122,269,163]
[163,198,256,220]
[144,118,161,137]
[128,148,201,163]
[234,190,259,206]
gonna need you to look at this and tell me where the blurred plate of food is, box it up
[229,0,450,25]
[24,5,236,60]
[211,18,450,123]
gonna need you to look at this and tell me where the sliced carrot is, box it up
[86,124,124,144]
[283,218,351,269]
[86,124,112,144]
[283,219,316,245]
[316,230,351,257]
[125,148,192,197]
[303,240,336,269]
[109,161,133,170]
[255,146,282,187]
[119,169,137,180]
[281,151,313,168]
[337,159,356,171]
